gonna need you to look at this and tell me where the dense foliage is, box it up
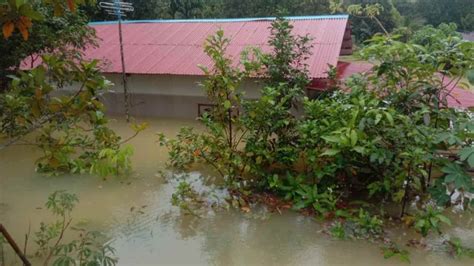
[0,192,118,265]
[0,1,145,177]
[32,191,117,265]
[1,0,473,263]
[0,54,140,176]
[3,1,473,44]
[416,0,474,32]
[0,5,96,88]
[160,19,474,257]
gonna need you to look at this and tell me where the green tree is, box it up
[1,1,144,176]
[162,19,474,221]
[344,0,402,41]
[409,23,462,48]
[242,17,312,179]
[417,0,474,32]
[0,5,95,89]
[159,29,252,183]
[1,0,89,39]
[169,0,203,19]
[33,191,118,265]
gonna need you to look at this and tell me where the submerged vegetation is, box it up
[160,17,474,262]
[0,1,147,177]
[0,191,118,265]
[1,0,473,265]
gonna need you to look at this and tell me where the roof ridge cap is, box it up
[89,14,349,26]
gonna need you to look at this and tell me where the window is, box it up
[197,103,216,117]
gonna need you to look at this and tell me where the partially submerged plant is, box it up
[381,243,411,264]
[351,208,384,237]
[53,229,117,266]
[171,181,204,217]
[1,56,146,177]
[413,206,451,237]
[32,191,118,266]
[160,17,474,262]
[444,237,474,259]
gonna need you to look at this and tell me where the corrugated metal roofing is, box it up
[336,61,373,79]
[443,81,474,109]
[85,15,350,79]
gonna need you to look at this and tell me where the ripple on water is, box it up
[1,117,473,265]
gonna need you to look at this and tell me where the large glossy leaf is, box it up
[442,163,472,189]
[459,146,474,167]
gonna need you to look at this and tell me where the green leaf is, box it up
[384,112,394,126]
[223,100,231,109]
[18,3,44,20]
[415,219,425,229]
[429,180,450,206]
[322,135,340,143]
[321,149,340,156]
[436,214,451,226]
[459,147,474,167]
[429,217,438,227]
[353,146,365,154]
[375,113,382,125]
[350,130,358,146]
[442,163,471,189]
[293,200,307,210]
[15,0,24,8]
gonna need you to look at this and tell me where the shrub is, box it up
[161,17,474,234]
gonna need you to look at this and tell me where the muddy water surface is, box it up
[1,117,473,265]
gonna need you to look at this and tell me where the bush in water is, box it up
[160,17,474,262]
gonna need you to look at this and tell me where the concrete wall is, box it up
[102,74,263,118]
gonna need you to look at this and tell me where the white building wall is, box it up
[102,74,263,118]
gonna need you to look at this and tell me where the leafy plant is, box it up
[444,237,474,259]
[381,243,411,264]
[33,191,118,265]
[0,55,143,177]
[160,29,251,184]
[160,18,474,261]
[241,17,312,181]
[414,206,451,237]
[35,191,79,260]
[53,229,117,266]
[442,163,472,191]
[90,145,134,178]
[459,146,474,168]
[171,181,204,217]
[330,221,346,239]
[351,208,384,237]
[293,184,337,215]
[268,173,305,201]
[1,0,144,177]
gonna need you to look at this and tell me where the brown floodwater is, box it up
[1,116,473,265]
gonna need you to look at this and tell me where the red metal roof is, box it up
[85,15,350,79]
[336,61,373,79]
[443,81,474,109]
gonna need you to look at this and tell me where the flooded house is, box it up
[84,15,359,118]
